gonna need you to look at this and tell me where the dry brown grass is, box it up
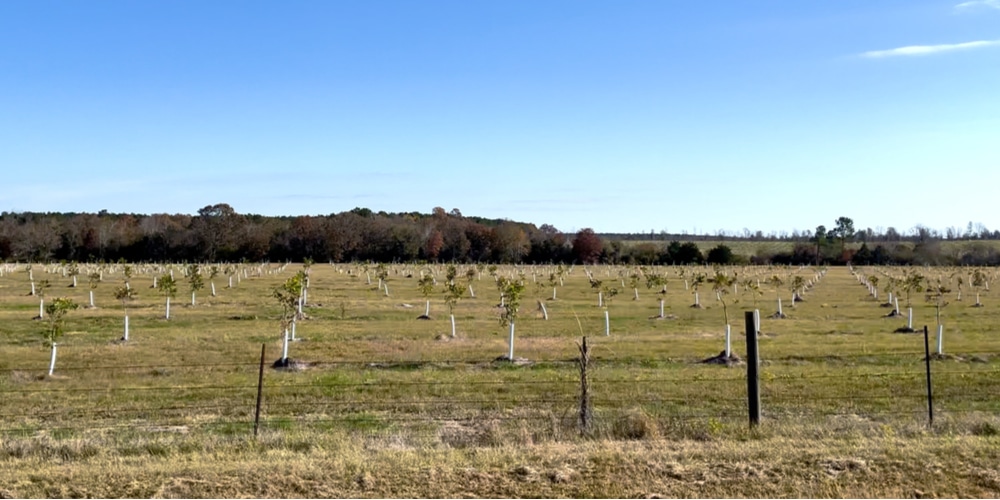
[2,262,1000,497]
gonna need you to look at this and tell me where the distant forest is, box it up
[2,204,999,266]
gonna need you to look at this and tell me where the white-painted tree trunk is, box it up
[30,282,35,296]
[384,284,389,297]
[228,276,233,288]
[282,329,290,360]
[291,320,297,341]
[725,324,732,358]
[424,300,430,317]
[694,292,700,307]
[937,324,944,355]
[777,297,783,316]
[605,310,610,336]
[976,293,981,306]
[48,343,58,376]
[123,315,130,341]
[895,297,900,315]
[539,301,548,320]
[211,282,216,297]
[450,314,456,338]
[754,309,761,333]
[29,270,33,281]
[552,287,557,300]
[633,288,639,300]
[303,288,308,305]
[659,299,665,318]
[907,308,913,330]
[468,284,475,298]
[684,280,689,290]
[72,275,77,288]
[39,299,44,319]
[165,297,171,320]
[507,322,516,360]
[191,292,196,306]
[598,291,603,308]
[89,290,94,308]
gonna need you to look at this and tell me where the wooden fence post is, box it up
[578,337,591,432]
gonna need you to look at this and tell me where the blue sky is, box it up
[1,0,998,235]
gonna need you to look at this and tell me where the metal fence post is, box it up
[254,343,265,437]
[923,325,934,428]
[745,311,761,428]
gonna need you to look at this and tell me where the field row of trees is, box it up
[3,207,999,266]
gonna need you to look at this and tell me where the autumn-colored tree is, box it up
[423,230,444,261]
[572,228,603,264]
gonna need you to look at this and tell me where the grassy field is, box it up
[1,262,999,497]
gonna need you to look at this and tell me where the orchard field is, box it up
[1,261,999,498]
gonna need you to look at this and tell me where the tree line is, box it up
[1,206,998,266]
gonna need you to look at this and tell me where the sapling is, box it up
[87,271,101,308]
[790,276,805,305]
[34,279,51,319]
[645,271,665,295]
[123,265,134,290]
[711,271,736,358]
[159,273,177,319]
[417,274,435,319]
[532,273,548,320]
[209,266,220,296]
[925,278,950,355]
[465,268,477,298]
[67,263,79,288]
[188,264,204,306]
[901,271,925,309]
[689,273,706,308]
[589,278,603,307]
[629,270,641,300]
[113,284,136,341]
[443,265,465,337]
[273,271,306,364]
[497,277,525,360]
[768,275,785,318]
[41,297,78,376]
[376,263,389,296]
[972,269,986,307]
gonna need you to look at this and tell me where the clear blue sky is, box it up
[1,0,998,235]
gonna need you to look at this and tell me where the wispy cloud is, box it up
[955,0,1000,11]
[861,39,1000,58]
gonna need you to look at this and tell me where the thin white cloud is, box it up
[861,39,1000,58]
[956,0,1000,10]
